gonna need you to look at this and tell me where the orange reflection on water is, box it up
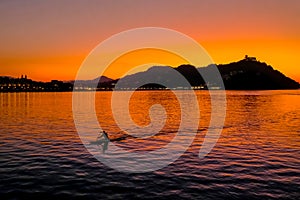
[96,90,183,151]
[1,90,299,162]
[0,92,79,153]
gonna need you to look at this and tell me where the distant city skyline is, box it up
[0,0,300,82]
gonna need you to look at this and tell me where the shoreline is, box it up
[0,88,299,93]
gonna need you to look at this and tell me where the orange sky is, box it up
[0,0,299,82]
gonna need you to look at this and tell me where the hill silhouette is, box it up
[71,76,113,88]
[217,58,299,90]
[113,57,299,90]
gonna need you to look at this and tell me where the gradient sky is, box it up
[0,0,299,82]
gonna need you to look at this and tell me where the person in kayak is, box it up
[97,130,109,142]
[97,131,109,153]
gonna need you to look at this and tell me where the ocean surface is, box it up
[0,90,299,199]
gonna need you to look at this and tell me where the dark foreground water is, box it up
[0,91,299,199]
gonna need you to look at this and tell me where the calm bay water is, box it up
[0,91,299,199]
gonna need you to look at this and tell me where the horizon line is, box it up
[1,56,299,84]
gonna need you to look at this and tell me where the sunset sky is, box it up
[0,0,299,82]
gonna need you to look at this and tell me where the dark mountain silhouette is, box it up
[217,57,299,90]
[113,65,218,90]
[96,76,114,83]
[115,66,184,89]
[112,57,299,90]
[176,64,205,86]
[74,75,112,84]
[71,76,113,88]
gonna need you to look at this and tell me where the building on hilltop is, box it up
[20,75,28,80]
[244,55,257,61]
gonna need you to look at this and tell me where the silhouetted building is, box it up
[244,55,257,61]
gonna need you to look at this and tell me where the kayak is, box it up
[90,139,109,145]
